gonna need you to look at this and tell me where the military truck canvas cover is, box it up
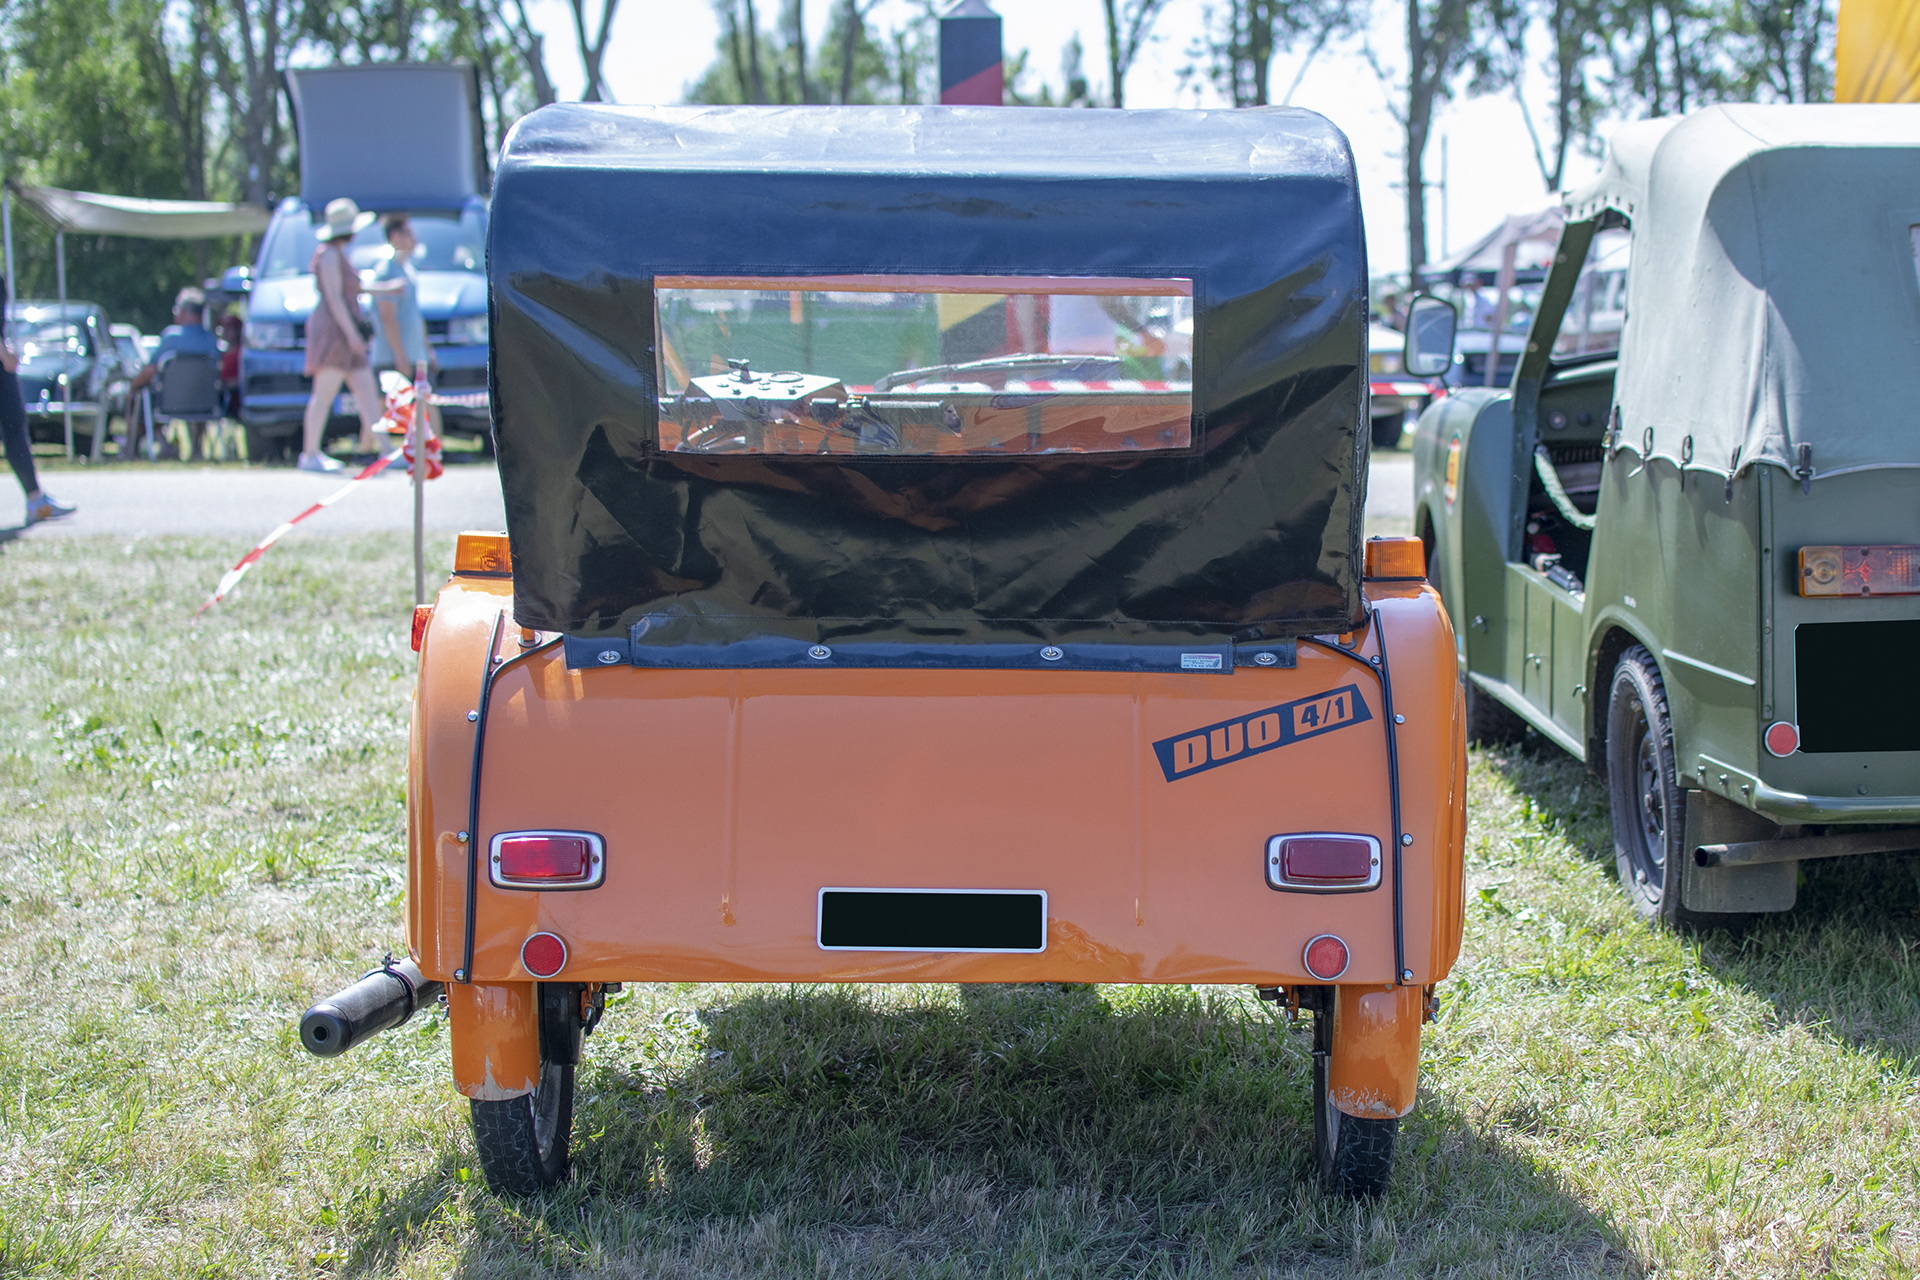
[489,104,1369,652]
[286,64,490,210]
[1567,104,1920,484]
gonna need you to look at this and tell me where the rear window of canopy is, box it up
[655,274,1194,456]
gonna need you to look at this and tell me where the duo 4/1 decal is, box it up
[1151,684,1372,781]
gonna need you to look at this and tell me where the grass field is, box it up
[0,532,1916,1278]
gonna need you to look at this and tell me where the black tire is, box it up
[470,1060,575,1195]
[1370,411,1406,450]
[1465,679,1528,745]
[1312,1005,1398,1198]
[1605,645,1702,927]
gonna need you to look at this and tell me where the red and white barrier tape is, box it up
[193,448,403,615]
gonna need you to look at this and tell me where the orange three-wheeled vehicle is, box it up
[300,104,1467,1198]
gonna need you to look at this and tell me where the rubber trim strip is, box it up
[459,614,566,984]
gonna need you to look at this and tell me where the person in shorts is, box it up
[129,287,222,459]
[368,214,438,436]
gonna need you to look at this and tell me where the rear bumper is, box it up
[1697,753,1920,825]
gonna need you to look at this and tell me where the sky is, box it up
[522,0,1607,277]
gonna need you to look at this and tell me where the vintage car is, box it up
[301,104,1467,1198]
[6,299,116,453]
[1410,104,1920,927]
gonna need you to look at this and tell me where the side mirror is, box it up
[221,265,252,296]
[1402,295,1457,378]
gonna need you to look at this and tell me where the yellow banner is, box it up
[1838,0,1920,103]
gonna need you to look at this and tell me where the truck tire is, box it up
[1312,1005,1398,1197]
[1465,680,1528,745]
[1370,411,1405,449]
[1605,645,1703,927]
[470,1060,574,1195]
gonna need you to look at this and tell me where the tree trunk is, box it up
[1104,0,1124,108]
[744,0,766,102]
[791,0,810,103]
[838,0,860,102]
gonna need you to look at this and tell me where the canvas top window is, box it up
[654,275,1194,456]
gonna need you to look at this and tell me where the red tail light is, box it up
[489,831,605,889]
[1798,545,1920,597]
[410,604,433,651]
[1303,934,1350,980]
[1265,834,1382,891]
[521,932,568,978]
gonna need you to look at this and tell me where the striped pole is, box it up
[939,0,1003,105]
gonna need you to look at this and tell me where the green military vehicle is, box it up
[1408,105,1920,925]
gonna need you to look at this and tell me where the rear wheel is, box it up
[470,1060,574,1195]
[1606,645,1700,927]
[1370,411,1406,449]
[1312,1001,1398,1197]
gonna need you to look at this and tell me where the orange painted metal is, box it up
[446,980,540,1100]
[408,575,1466,998]
[1326,983,1426,1118]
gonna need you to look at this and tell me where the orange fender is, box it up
[448,981,540,1100]
[1327,983,1423,1119]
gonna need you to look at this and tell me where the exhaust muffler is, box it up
[301,957,443,1057]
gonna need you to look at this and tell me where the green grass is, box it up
[0,533,1915,1277]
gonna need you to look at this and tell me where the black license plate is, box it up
[817,889,1047,952]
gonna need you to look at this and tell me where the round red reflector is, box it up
[1764,721,1799,757]
[1303,934,1350,981]
[520,932,567,978]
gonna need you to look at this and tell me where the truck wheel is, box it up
[1312,1004,1398,1197]
[1465,680,1528,745]
[1370,411,1406,449]
[470,1060,574,1195]
[1606,645,1696,926]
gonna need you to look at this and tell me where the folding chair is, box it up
[141,352,222,461]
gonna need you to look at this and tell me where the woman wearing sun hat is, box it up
[299,197,384,472]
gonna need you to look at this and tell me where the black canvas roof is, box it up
[489,104,1369,650]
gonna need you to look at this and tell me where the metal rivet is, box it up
[453,969,467,983]
[1040,646,1064,662]
[466,710,479,722]
[1369,655,1381,666]
[1401,968,1414,982]
[491,854,501,863]
[1394,714,1405,724]
[808,645,832,660]
[1254,651,1278,666]
[456,831,469,843]
[597,649,623,665]
[1400,833,1413,846]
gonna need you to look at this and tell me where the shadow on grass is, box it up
[1481,741,1920,1068]
[348,984,1635,1277]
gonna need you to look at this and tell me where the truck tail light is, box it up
[1266,834,1382,892]
[410,604,433,651]
[1303,934,1350,980]
[1798,545,1920,596]
[521,932,568,978]
[489,832,605,890]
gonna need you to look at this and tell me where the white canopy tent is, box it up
[2,182,269,456]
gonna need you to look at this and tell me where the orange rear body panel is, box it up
[408,576,1466,994]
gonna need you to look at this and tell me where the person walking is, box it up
[368,214,438,434]
[0,273,76,525]
[300,198,382,472]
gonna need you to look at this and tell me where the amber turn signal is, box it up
[1364,535,1426,580]
[454,530,513,576]
[410,604,433,652]
[1798,544,1920,597]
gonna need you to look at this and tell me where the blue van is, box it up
[225,64,492,460]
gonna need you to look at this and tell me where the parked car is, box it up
[1411,104,1920,928]
[6,300,113,453]
[300,103,1468,1200]
[1367,321,1437,448]
[226,63,491,462]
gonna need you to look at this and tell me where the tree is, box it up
[570,0,619,102]
[1728,0,1833,102]
[1368,0,1484,280]
[1471,0,1607,193]
[205,0,302,208]
[1196,0,1350,108]
[1102,0,1171,107]
[492,0,558,108]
